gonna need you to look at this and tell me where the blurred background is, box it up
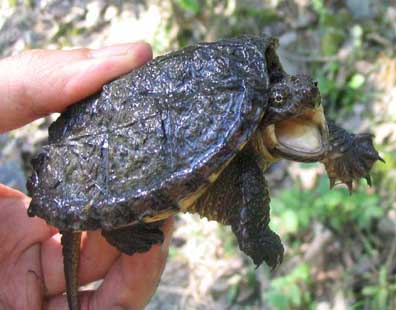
[0,0,395,309]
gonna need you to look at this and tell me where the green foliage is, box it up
[268,167,384,309]
[316,63,368,114]
[51,23,86,47]
[308,1,372,113]
[270,171,383,235]
[320,28,344,56]
[374,150,396,175]
[265,263,315,310]
[310,0,326,16]
[234,7,280,25]
[311,0,350,56]
[152,19,174,53]
[226,282,239,304]
[362,266,396,310]
[348,73,365,89]
[372,149,396,209]
[313,22,367,113]
[174,0,200,15]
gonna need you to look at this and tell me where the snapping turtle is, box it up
[27,34,382,310]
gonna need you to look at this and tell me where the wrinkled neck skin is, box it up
[250,132,278,172]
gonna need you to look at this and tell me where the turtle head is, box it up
[265,75,321,122]
[258,74,329,162]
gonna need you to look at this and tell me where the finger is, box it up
[42,217,173,295]
[1,244,45,310]
[45,217,174,310]
[0,193,56,262]
[0,183,26,199]
[41,230,120,296]
[89,218,174,309]
[0,41,152,132]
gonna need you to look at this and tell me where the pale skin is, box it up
[0,42,174,310]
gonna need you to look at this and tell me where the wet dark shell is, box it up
[27,35,275,231]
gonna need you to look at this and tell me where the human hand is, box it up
[0,42,174,309]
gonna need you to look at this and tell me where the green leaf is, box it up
[266,292,289,309]
[175,0,200,14]
[292,263,310,281]
[226,284,238,303]
[321,29,344,56]
[289,284,302,305]
[320,190,344,208]
[281,210,299,233]
[351,25,363,47]
[348,74,365,89]
[311,0,326,14]
[362,286,378,296]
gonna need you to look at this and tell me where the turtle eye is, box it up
[270,89,288,106]
[274,94,283,103]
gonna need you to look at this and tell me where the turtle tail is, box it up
[61,231,82,310]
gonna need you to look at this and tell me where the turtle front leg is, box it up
[322,119,384,192]
[194,150,284,268]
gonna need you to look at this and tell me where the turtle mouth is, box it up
[261,106,329,162]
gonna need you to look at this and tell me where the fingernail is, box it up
[89,42,144,58]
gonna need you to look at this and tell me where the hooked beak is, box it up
[260,106,329,162]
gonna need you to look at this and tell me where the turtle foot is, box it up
[234,225,284,269]
[322,120,384,193]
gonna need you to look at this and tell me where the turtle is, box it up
[26,34,383,310]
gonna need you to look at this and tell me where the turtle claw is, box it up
[322,120,383,191]
[346,181,353,194]
[249,227,284,269]
[329,177,336,190]
[365,175,372,187]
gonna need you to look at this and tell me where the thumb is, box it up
[0,42,152,132]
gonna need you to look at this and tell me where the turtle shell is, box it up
[27,35,276,231]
